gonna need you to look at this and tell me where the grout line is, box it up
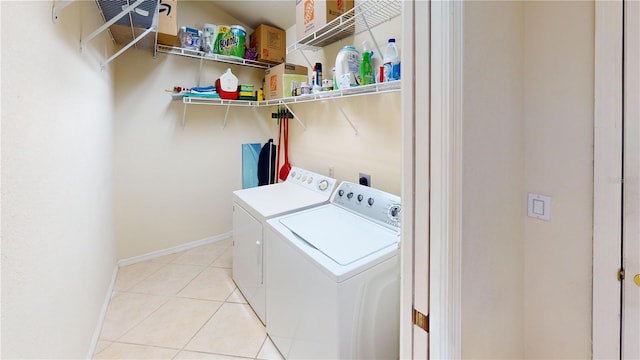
[95,240,263,360]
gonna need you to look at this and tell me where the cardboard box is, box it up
[296,0,354,43]
[109,24,156,49]
[264,63,309,100]
[250,24,286,64]
[157,0,178,46]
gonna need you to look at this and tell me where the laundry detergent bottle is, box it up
[335,45,361,89]
[360,48,374,85]
[383,38,401,81]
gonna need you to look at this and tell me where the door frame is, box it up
[593,1,624,358]
[400,0,463,358]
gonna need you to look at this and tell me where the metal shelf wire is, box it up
[287,0,402,53]
[156,45,275,69]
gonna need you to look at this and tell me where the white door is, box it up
[400,0,430,358]
[622,1,640,358]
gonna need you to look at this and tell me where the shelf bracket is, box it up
[360,12,383,63]
[52,0,73,23]
[298,48,314,71]
[222,104,232,129]
[197,57,204,87]
[81,0,146,50]
[181,102,188,129]
[101,24,156,69]
[331,98,358,135]
[277,101,306,131]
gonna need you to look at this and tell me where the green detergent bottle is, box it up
[360,44,374,85]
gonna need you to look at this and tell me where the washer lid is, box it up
[234,182,329,219]
[279,206,399,266]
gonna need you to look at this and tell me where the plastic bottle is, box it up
[335,45,361,89]
[383,38,401,81]
[313,62,323,87]
[360,44,374,85]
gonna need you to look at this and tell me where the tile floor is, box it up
[93,238,283,360]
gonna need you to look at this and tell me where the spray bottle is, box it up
[360,41,374,85]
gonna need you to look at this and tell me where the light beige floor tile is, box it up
[173,242,231,266]
[174,350,252,359]
[178,267,235,301]
[215,237,233,248]
[114,261,166,292]
[211,247,232,269]
[93,342,178,359]
[93,340,112,355]
[119,298,222,349]
[128,263,204,296]
[225,288,247,304]
[99,292,168,341]
[257,337,284,360]
[185,303,266,358]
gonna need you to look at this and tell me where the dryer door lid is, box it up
[279,206,398,266]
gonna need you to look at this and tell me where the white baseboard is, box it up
[86,232,233,358]
[86,264,118,359]
[117,232,233,268]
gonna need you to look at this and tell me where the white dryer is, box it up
[232,167,336,324]
[264,181,401,359]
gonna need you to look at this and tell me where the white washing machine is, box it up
[264,181,401,359]
[232,167,336,324]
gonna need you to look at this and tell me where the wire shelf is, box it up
[180,81,401,106]
[156,45,276,69]
[287,0,402,53]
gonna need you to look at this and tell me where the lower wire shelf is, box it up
[177,80,401,133]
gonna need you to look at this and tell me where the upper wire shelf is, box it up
[286,0,402,53]
[156,45,275,69]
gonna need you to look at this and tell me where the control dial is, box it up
[318,179,329,191]
[367,198,375,206]
[338,189,345,197]
[357,194,364,202]
[347,192,354,199]
[388,204,402,222]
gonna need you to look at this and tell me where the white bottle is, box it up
[335,45,361,89]
[382,38,400,81]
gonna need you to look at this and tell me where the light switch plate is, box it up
[528,193,551,221]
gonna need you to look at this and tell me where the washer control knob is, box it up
[338,189,344,197]
[297,174,301,180]
[388,205,402,222]
[357,194,364,202]
[290,171,296,178]
[318,179,329,191]
[347,192,354,199]
[368,198,375,206]
[307,177,313,184]
[301,175,307,181]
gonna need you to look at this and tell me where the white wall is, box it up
[522,2,594,358]
[285,18,403,195]
[1,1,116,358]
[113,2,274,259]
[114,3,403,259]
[461,1,594,358]
[462,1,525,357]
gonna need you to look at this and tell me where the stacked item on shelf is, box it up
[96,0,159,49]
[295,0,355,45]
[183,86,219,99]
[249,24,286,64]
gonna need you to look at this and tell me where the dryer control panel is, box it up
[286,167,337,195]
[331,181,402,232]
